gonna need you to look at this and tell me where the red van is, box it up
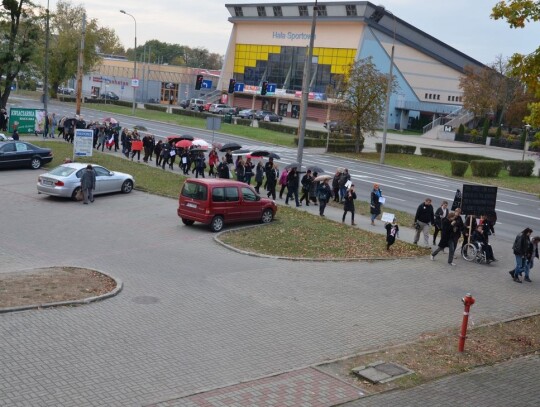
[178,178,277,232]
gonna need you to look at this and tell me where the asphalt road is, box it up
[16,98,540,242]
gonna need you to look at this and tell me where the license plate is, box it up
[186,202,197,208]
[43,180,53,186]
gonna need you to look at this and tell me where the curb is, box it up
[0,267,123,314]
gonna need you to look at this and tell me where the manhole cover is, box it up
[352,361,414,384]
[131,296,160,304]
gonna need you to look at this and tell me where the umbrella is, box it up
[133,124,148,131]
[284,162,300,170]
[176,140,192,148]
[250,150,281,160]
[219,142,242,152]
[307,165,325,174]
[232,149,251,156]
[103,117,118,125]
[167,135,194,143]
[314,174,332,182]
[192,138,211,149]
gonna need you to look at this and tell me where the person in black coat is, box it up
[217,157,230,179]
[431,212,457,265]
[342,184,357,225]
[433,200,449,245]
[414,198,435,247]
[285,167,300,207]
[299,170,313,206]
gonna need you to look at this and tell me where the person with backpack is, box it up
[511,228,533,283]
[317,179,332,216]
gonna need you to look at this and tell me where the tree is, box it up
[491,1,540,127]
[334,57,392,153]
[0,0,41,108]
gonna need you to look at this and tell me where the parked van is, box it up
[190,98,205,111]
[178,178,277,232]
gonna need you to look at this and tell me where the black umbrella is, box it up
[166,135,194,144]
[250,150,281,160]
[133,124,148,131]
[307,165,325,174]
[219,142,242,152]
[232,148,251,156]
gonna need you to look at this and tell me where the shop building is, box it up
[219,1,485,129]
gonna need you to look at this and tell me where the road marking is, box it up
[496,209,540,221]
[497,200,518,205]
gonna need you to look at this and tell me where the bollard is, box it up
[458,293,475,352]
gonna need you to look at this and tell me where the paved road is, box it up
[1,168,539,406]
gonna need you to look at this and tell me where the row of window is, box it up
[236,4,358,17]
[424,93,463,102]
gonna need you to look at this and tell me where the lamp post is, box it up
[120,10,137,115]
[43,0,50,115]
[380,11,397,165]
[296,0,318,168]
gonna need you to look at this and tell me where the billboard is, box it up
[8,108,47,134]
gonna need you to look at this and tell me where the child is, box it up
[385,218,399,250]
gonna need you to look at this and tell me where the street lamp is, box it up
[379,10,397,165]
[43,0,50,115]
[120,10,137,115]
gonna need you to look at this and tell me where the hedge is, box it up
[450,160,469,177]
[294,137,363,152]
[469,160,502,177]
[506,160,535,177]
[375,143,416,154]
[420,148,495,162]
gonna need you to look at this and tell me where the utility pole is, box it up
[75,13,86,116]
[43,0,50,114]
[296,0,318,168]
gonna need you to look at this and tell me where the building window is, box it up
[317,5,328,16]
[437,94,440,100]
[234,6,243,17]
[448,96,451,101]
[299,5,308,16]
[425,93,428,99]
[273,6,282,17]
[257,6,266,17]
[346,5,358,16]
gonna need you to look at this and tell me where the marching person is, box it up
[342,184,357,225]
[299,170,313,206]
[317,178,333,217]
[254,161,264,193]
[414,198,434,247]
[431,211,457,266]
[370,183,383,226]
[511,228,533,283]
[433,201,449,246]
[385,218,399,250]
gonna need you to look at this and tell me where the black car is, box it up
[0,141,53,170]
[179,99,190,109]
[100,91,120,101]
[255,110,282,122]
[324,120,352,133]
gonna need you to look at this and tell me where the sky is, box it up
[44,0,540,64]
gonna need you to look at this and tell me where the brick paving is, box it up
[1,170,539,406]
[149,368,362,407]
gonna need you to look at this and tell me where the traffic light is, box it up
[195,74,204,90]
[228,78,236,93]
[261,81,268,96]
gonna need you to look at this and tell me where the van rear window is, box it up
[182,182,207,200]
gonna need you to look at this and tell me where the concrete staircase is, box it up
[422,108,474,140]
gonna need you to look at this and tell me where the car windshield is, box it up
[48,166,77,177]
[181,182,208,200]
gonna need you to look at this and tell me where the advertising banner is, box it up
[74,129,94,157]
[8,108,46,134]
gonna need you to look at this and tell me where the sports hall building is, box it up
[219,1,485,129]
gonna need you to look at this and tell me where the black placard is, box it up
[461,184,497,216]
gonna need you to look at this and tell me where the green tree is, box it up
[334,57,392,153]
[0,0,41,108]
[491,1,540,127]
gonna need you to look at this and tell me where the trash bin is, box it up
[223,113,233,124]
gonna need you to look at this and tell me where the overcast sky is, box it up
[46,0,540,64]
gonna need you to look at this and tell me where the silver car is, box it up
[37,163,135,200]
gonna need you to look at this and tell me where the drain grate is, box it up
[352,361,414,384]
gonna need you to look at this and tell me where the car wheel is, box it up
[182,218,195,226]
[121,179,134,193]
[210,215,224,232]
[30,157,42,169]
[261,208,274,224]
[71,187,82,201]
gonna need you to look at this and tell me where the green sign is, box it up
[8,108,47,134]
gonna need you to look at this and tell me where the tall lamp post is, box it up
[43,0,50,115]
[380,11,396,165]
[120,10,137,115]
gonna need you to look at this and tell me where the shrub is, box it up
[451,160,469,176]
[420,148,492,162]
[144,104,167,112]
[495,125,502,139]
[470,160,502,177]
[375,143,416,154]
[506,160,535,177]
[458,123,465,137]
[470,129,478,136]
[482,120,489,139]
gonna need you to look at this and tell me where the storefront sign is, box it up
[8,108,46,134]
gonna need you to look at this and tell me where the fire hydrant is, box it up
[458,293,475,352]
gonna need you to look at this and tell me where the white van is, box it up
[190,98,205,111]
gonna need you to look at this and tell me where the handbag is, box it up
[75,189,84,201]
[414,221,422,230]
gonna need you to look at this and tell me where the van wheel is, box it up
[182,218,194,226]
[210,215,224,232]
[261,208,274,224]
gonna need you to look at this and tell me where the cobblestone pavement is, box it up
[341,355,540,407]
[1,170,539,406]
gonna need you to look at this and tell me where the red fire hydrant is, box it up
[458,293,475,352]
